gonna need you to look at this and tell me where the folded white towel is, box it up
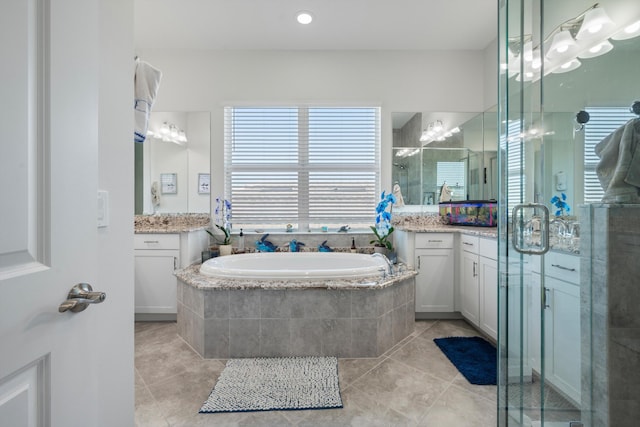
[595,118,640,203]
[134,59,162,143]
[151,181,160,207]
[392,183,405,207]
[439,182,453,202]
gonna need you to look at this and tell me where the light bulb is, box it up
[612,20,640,40]
[296,11,313,25]
[548,30,576,57]
[579,40,613,59]
[553,59,581,74]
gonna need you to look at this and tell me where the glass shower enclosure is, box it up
[498,0,640,425]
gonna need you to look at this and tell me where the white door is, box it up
[0,1,132,426]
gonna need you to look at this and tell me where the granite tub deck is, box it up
[176,264,417,359]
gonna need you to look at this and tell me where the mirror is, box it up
[392,110,498,211]
[134,111,211,214]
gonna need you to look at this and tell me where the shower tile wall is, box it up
[394,113,422,205]
[581,204,640,427]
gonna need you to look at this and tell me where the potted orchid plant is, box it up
[206,197,232,255]
[370,190,396,254]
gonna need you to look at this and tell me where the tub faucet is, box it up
[372,253,394,277]
[289,239,305,252]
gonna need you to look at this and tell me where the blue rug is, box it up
[433,336,497,385]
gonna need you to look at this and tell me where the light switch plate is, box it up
[97,190,109,228]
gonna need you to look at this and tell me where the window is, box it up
[436,161,466,201]
[224,106,380,230]
[502,119,525,216]
[583,107,636,203]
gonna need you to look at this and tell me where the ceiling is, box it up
[134,0,497,51]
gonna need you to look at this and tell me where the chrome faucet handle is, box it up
[372,253,394,276]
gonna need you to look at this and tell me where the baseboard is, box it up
[415,311,464,320]
[135,313,177,322]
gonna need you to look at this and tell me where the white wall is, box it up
[187,112,211,212]
[483,38,498,110]
[136,49,487,203]
[98,0,134,424]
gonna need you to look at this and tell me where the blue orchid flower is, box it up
[550,193,570,216]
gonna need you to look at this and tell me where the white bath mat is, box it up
[199,356,343,413]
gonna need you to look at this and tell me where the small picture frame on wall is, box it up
[198,173,210,194]
[160,173,177,194]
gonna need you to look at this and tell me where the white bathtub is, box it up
[199,252,389,280]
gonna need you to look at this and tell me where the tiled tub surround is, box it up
[176,265,416,358]
[134,213,210,233]
[580,204,640,427]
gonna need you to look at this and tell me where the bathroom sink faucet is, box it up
[372,252,394,277]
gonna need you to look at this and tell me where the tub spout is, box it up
[371,252,394,276]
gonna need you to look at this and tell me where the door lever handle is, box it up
[59,283,106,313]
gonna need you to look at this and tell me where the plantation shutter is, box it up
[224,106,380,230]
[436,162,466,201]
[502,119,524,216]
[583,107,636,203]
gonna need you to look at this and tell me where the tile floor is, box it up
[135,319,494,426]
[134,319,577,426]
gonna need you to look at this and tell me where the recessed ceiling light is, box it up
[296,11,313,25]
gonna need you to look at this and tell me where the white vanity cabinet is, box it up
[414,233,455,315]
[395,228,498,334]
[459,235,480,325]
[459,234,498,340]
[529,251,581,404]
[134,230,209,319]
[478,238,498,340]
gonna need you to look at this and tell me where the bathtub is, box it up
[199,252,389,280]
[178,252,417,359]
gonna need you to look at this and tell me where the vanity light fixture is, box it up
[147,121,187,145]
[395,148,420,158]
[509,4,640,81]
[296,11,313,25]
[420,120,459,145]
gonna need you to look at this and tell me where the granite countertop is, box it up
[396,224,498,238]
[134,213,210,234]
[175,263,417,291]
[392,213,498,238]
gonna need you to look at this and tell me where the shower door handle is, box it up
[512,203,550,255]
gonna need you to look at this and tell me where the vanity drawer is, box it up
[479,238,497,260]
[544,251,580,284]
[415,233,453,249]
[460,234,480,253]
[134,233,180,250]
